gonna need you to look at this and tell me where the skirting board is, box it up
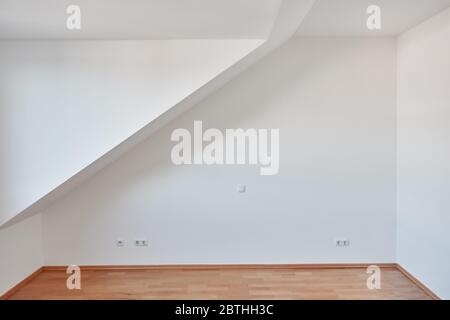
[1,263,440,300]
[43,263,397,271]
[395,264,440,300]
[0,267,44,300]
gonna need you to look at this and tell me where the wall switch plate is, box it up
[237,185,246,193]
[116,238,125,247]
[134,239,148,247]
[335,238,350,247]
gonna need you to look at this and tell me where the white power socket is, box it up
[116,238,125,247]
[134,239,149,247]
[335,238,350,247]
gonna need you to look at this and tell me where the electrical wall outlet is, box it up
[116,238,125,247]
[335,238,350,247]
[134,239,149,247]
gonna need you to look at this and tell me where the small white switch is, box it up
[237,185,246,193]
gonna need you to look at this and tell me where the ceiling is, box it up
[4,0,448,40]
[296,0,450,36]
[0,0,282,39]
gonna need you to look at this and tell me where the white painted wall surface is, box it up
[397,7,450,299]
[0,39,263,226]
[0,213,43,295]
[42,37,397,265]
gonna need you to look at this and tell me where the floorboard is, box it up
[7,267,431,300]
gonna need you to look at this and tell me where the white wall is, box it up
[42,37,397,265]
[397,7,450,299]
[0,213,43,295]
[0,39,262,226]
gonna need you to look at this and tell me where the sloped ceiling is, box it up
[296,0,450,36]
[0,0,282,39]
[0,0,317,228]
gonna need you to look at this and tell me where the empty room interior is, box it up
[0,0,449,301]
